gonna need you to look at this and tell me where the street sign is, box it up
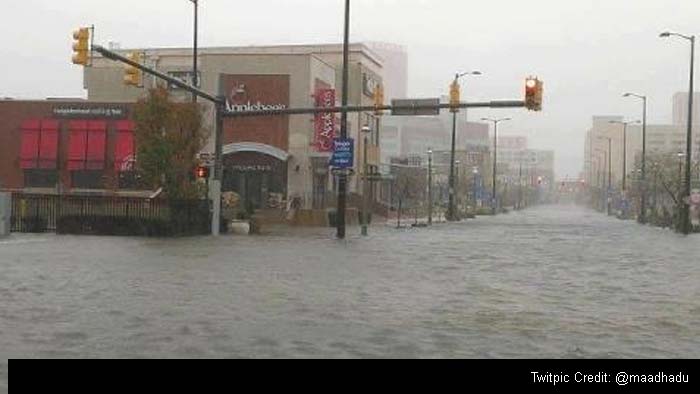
[391,98,440,116]
[329,138,354,169]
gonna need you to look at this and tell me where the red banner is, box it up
[315,89,336,152]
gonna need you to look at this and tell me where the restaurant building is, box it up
[84,43,384,212]
[0,99,139,195]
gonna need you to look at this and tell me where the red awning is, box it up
[67,121,88,170]
[86,121,107,170]
[20,120,41,169]
[115,120,135,171]
[38,120,59,169]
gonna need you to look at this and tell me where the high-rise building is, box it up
[672,92,700,126]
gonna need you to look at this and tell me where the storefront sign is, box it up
[315,89,336,152]
[231,165,273,172]
[226,101,287,112]
[329,138,354,169]
[52,106,128,119]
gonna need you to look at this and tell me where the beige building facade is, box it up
[83,44,384,211]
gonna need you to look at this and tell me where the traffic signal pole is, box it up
[93,45,225,236]
[92,44,535,239]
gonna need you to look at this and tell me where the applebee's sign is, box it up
[315,89,337,152]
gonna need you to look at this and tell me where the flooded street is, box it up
[2,205,700,366]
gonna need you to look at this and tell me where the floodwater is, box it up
[1,205,699,368]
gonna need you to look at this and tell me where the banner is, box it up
[315,89,336,152]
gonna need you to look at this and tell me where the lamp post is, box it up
[609,120,641,196]
[455,160,461,219]
[482,117,511,215]
[189,0,198,103]
[472,166,479,211]
[447,71,481,221]
[427,148,433,226]
[623,93,648,223]
[661,31,695,235]
[361,125,371,236]
[336,0,351,239]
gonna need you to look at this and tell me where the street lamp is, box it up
[361,125,371,236]
[609,120,641,193]
[189,0,198,103]
[623,93,648,223]
[447,70,481,221]
[472,166,479,211]
[481,117,512,215]
[427,148,433,226]
[660,30,695,235]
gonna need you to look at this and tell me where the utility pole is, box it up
[427,149,433,226]
[336,0,350,239]
[190,0,198,103]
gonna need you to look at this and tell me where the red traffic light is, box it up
[195,166,209,179]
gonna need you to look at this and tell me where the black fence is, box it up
[11,193,211,237]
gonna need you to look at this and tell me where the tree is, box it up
[133,88,208,200]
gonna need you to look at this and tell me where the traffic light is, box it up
[71,27,90,66]
[195,165,210,180]
[449,80,460,112]
[123,52,143,87]
[373,84,384,115]
[525,77,543,111]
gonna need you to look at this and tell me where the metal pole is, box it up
[191,0,198,103]
[640,97,648,223]
[428,151,433,225]
[608,138,612,216]
[361,135,368,236]
[682,36,695,235]
[492,121,498,215]
[448,80,458,221]
[518,160,523,210]
[211,97,224,236]
[336,0,350,239]
[622,123,627,192]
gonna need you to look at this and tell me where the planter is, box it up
[229,220,251,235]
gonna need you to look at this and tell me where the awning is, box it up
[38,120,59,169]
[115,120,135,171]
[67,121,88,170]
[86,121,107,170]
[68,120,106,170]
[19,120,41,169]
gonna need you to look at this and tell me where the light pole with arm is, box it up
[189,0,198,103]
[623,93,648,223]
[482,117,511,215]
[448,71,481,221]
[660,31,695,235]
[361,125,371,236]
[427,149,433,226]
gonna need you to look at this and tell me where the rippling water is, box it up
[1,205,699,366]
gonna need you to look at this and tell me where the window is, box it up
[20,119,59,188]
[71,170,104,189]
[24,169,58,188]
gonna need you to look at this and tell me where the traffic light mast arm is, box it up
[223,100,526,118]
[92,45,223,105]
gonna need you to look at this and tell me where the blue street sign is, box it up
[329,138,354,169]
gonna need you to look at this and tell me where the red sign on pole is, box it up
[315,89,336,152]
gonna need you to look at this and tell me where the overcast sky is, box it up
[1,0,698,178]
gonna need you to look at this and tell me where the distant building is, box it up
[364,42,408,101]
[672,92,700,126]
